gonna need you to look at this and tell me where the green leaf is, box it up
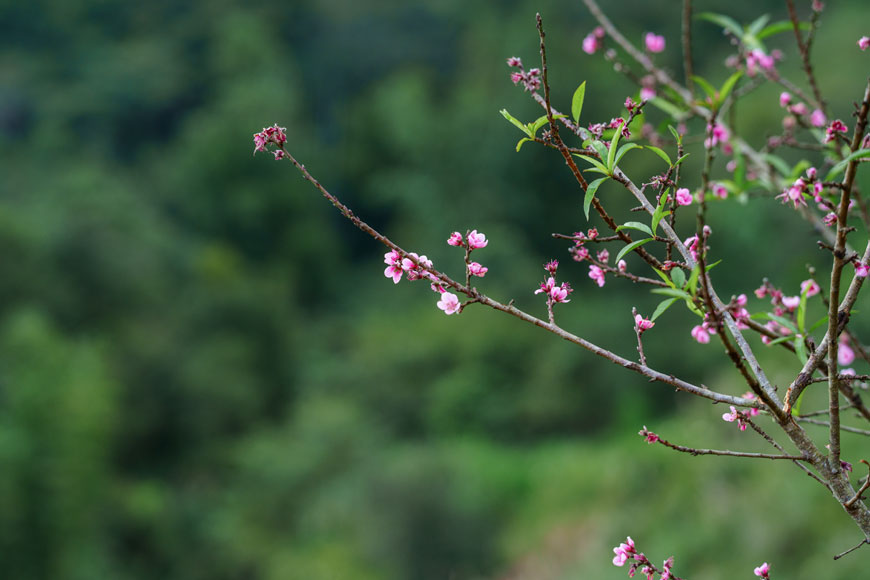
[572,81,587,124]
[607,122,624,172]
[691,75,718,100]
[650,97,687,120]
[696,12,744,37]
[651,287,693,300]
[529,113,567,135]
[651,189,671,234]
[645,145,672,166]
[705,259,722,271]
[746,14,771,37]
[613,143,641,167]
[583,177,608,220]
[574,154,610,174]
[590,140,609,159]
[616,221,653,237]
[808,316,829,332]
[794,337,808,363]
[652,268,676,289]
[651,297,679,322]
[501,109,533,137]
[825,148,870,181]
[758,20,810,40]
[763,313,799,334]
[674,153,691,167]
[717,71,743,104]
[667,125,683,144]
[516,137,533,152]
[616,237,653,263]
[686,265,700,295]
[797,283,810,333]
[764,154,792,178]
[671,268,686,289]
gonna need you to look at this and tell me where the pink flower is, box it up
[506,56,522,67]
[859,36,870,51]
[779,92,791,107]
[589,265,606,287]
[712,183,728,199]
[856,262,870,277]
[597,249,610,263]
[754,562,770,579]
[722,406,747,431]
[691,325,711,344]
[705,123,730,149]
[675,188,693,206]
[612,537,636,567]
[801,279,820,297]
[384,250,404,284]
[644,32,666,53]
[436,292,461,315]
[640,86,656,101]
[635,314,654,332]
[252,123,287,155]
[782,295,800,311]
[582,34,600,55]
[810,109,826,127]
[639,426,659,444]
[789,102,807,116]
[510,72,523,84]
[806,166,817,180]
[839,335,856,365]
[447,231,464,246]
[467,230,488,249]
[776,180,807,209]
[825,119,848,143]
[550,283,571,303]
[468,262,488,277]
[617,259,627,273]
[823,212,837,226]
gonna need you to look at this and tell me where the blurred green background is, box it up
[2,0,869,578]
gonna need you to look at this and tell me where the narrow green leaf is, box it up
[797,284,809,333]
[607,122,624,172]
[651,287,693,300]
[574,154,610,174]
[516,137,533,152]
[572,81,587,124]
[651,297,679,322]
[651,189,671,234]
[758,20,810,40]
[746,14,771,36]
[705,259,722,271]
[652,268,676,289]
[671,268,686,289]
[765,313,799,334]
[696,12,744,37]
[650,97,687,120]
[808,316,829,333]
[674,153,691,166]
[691,75,718,100]
[583,177,608,220]
[825,148,870,181]
[615,221,653,237]
[616,237,653,264]
[687,265,700,295]
[645,145,672,166]
[613,143,641,168]
[667,125,682,144]
[590,140,609,160]
[794,337,808,364]
[764,154,792,178]
[500,109,533,137]
[766,335,794,346]
[792,389,806,416]
[530,113,567,135]
[717,71,743,104]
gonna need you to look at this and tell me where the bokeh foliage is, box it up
[1,0,869,578]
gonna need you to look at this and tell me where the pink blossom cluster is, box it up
[582,26,605,55]
[704,123,731,153]
[691,294,751,343]
[779,92,826,127]
[506,57,541,92]
[745,49,779,77]
[722,405,748,431]
[535,260,573,304]
[825,119,848,143]
[252,124,287,159]
[682,225,711,262]
[612,537,679,580]
[384,250,435,285]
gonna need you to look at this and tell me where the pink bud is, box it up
[859,36,870,51]
[779,92,791,107]
[810,109,826,127]
[644,32,666,53]
[582,34,599,55]
[447,231,464,246]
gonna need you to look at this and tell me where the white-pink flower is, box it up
[754,562,770,579]
[691,325,711,344]
[859,36,870,51]
[722,406,747,431]
[644,32,666,53]
[635,314,654,331]
[468,262,488,277]
[447,231,463,246]
[589,265,606,287]
[675,188,693,206]
[782,295,800,311]
[839,335,856,365]
[856,262,870,278]
[617,259,627,273]
[436,292,461,315]
[467,230,488,249]
[801,279,820,297]
[612,537,636,567]
[810,109,826,127]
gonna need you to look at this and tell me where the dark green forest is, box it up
[2,0,869,578]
